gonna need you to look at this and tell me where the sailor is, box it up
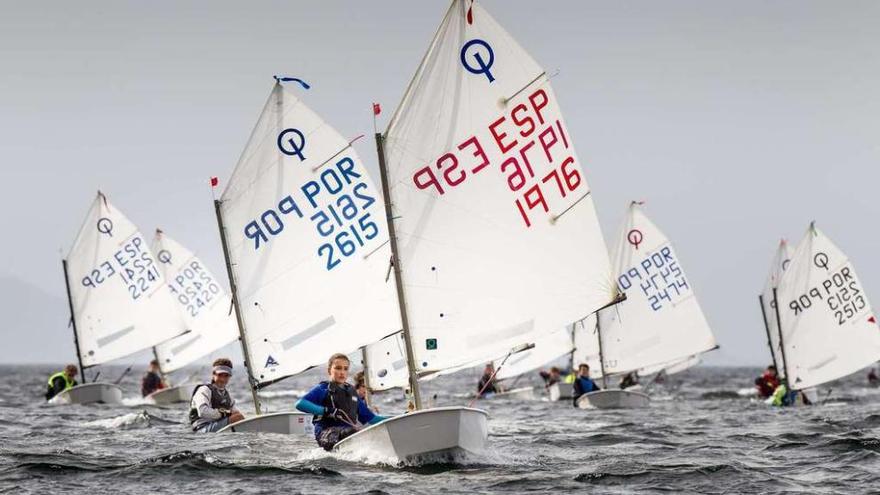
[477,363,499,397]
[619,372,639,390]
[571,363,601,406]
[754,365,780,399]
[539,366,563,387]
[45,364,78,401]
[295,353,387,451]
[354,370,382,413]
[354,371,367,400]
[869,367,879,387]
[189,358,244,433]
[141,359,167,397]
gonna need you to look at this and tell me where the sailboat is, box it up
[772,222,880,400]
[144,229,240,405]
[55,191,188,405]
[212,78,401,434]
[758,239,792,384]
[575,202,718,409]
[333,0,615,464]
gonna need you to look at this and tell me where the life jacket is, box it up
[48,372,75,389]
[317,381,359,425]
[770,384,787,407]
[45,372,75,400]
[188,383,233,426]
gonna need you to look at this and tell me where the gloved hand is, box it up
[218,408,232,418]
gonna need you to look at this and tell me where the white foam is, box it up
[122,396,150,407]
[737,387,758,397]
[82,411,152,429]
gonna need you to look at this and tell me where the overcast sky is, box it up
[2,1,879,367]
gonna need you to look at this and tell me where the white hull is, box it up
[548,382,574,401]
[146,384,193,405]
[334,406,488,465]
[48,383,124,405]
[218,411,313,435]
[576,389,651,409]
[485,386,536,401]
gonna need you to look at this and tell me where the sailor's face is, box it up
[213,372,231,388]
[329,359,349,383]
[579,367,590,377]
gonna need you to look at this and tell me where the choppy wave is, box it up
[81,410,178,429]
[4,364,880,493]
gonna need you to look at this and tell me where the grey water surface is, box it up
[1,364,878,494]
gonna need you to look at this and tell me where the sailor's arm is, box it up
[358,399,387,424]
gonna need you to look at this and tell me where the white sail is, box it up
[638,354,701,377]
[382,0,615,374]
[494,326,573,381]
[363,332,409,392]
[775,224,880,390]
[65,192,186,367]
[151,230,239,373]
[760,239,793,376]
[599,203,717,375]
[571,314,603,377]
[219,82,401,387]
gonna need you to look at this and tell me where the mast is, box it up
[61,259,87,384]
[374,132,423,411]
[567,323,575,372]
[214,199,262,414]
[771,287,792,390]
[757,295,780,374]
[595,314,609,389]
[360,347,373,409]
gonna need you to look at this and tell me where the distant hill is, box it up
[0,275,72,364]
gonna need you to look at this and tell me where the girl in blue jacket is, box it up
[296,353,387,450]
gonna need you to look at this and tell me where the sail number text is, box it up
[617,246,690,312]
[166,260,221,318]
[80,235,162,301]
[242,157,381,271]
[786,265,867,326]
[410,88,584,227]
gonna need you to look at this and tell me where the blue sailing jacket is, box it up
[296,382,386,438]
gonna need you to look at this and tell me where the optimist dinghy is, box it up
[333,0,616,464]
[211,77,401,434]
[576,389,651,409]
[48,383,124,405]
[57,192,189,405]
[769,223,880,404]
[573,203,718,409]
